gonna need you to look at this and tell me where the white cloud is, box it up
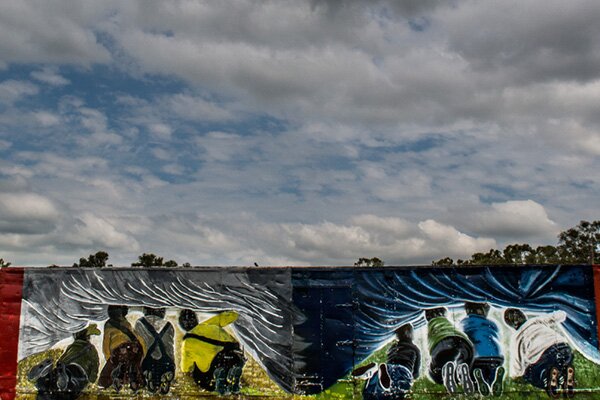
[0,2,112,66]
[63,212,139,250]
[79,107,108,132]
[167,94,235,122]
[150,214,498,265]
[194,131,252,162]
[151,147,171,161]
[464,200,559,240]
[32,111,61,127]
[1,1,599,267]
[0,139,11,150]
[148,123,172,140]
[0,80,38,104]
[30,67,70,86]
[20,152,109,179]
[0,192,59,234]
[418,219,497,258]
[74,107,123,147]
[162,163,185,175]
[350,214,414,239]
[0,192,58,221]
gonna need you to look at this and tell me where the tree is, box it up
[132,253,178,267]
[434,244,562,266]
[431,257,454,266]
[0,258,11,268]
[502,244,534,264]
[530,245,562,264]
[73,251,109,268]
[431,220,600,266]
[354,257,385,267]
[558,220,600,264]
[462,249,505,265]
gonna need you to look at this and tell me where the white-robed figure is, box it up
[504,309,575,399]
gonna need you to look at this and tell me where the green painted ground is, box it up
[17,345,600,399]
[310,346,600,400]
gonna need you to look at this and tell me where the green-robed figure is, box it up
[27,324,101,400]
[426,307,475,395]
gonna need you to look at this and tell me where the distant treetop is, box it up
[354,257,385,267]
[73,251,109,268]
[132,253,178,267]
[432,219,599,266]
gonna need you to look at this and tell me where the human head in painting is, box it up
[504,308,527,330]
[395,322,414,342]
[179,308,199,331]
[107,304,129,321]
[465,302,491,317]
[143,306,166,319]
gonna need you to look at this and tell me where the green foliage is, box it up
[433,220,600,266]
[73,251,109,268]
[462,248,506,265]
[0,257,11,267]
[164,259,178,267]
[132,253,178,267]
[431,257,454,266]
[354,257,385,267]
[558,220,600,264]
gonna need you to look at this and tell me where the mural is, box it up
[1,265,600,399]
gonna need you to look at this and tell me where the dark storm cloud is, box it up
[443,0,600,84]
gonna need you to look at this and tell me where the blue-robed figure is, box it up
[460,302,505,396]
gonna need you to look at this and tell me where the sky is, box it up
[0,0,599,267]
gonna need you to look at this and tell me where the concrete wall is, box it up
[1,265,600,399]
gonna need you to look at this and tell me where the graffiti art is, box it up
[1,264,600,399]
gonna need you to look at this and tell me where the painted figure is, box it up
[98,305,145,392]
[504,309,575,399]
[426,307,475,395]
[27,324,101,400]
[460,302,505,396]
[179,309,246,395]
[353,323,421,399]
[134,307,175,394]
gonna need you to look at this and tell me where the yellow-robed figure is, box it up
[179,310,246,394]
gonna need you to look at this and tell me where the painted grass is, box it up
[312,347,600,400]
[16,346,600,399]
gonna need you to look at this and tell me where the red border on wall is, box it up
[594,265,600,351]
[0,268,24,400]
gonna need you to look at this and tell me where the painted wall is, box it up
[1,265,600,399]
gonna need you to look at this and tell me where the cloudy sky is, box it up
[1,0,598,267]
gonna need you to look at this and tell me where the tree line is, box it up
[73,252,185,268]
[0,220,598,268]
[431,220,600,266]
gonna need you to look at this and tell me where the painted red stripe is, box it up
[594,265,600,351]
[0,268,24,400]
